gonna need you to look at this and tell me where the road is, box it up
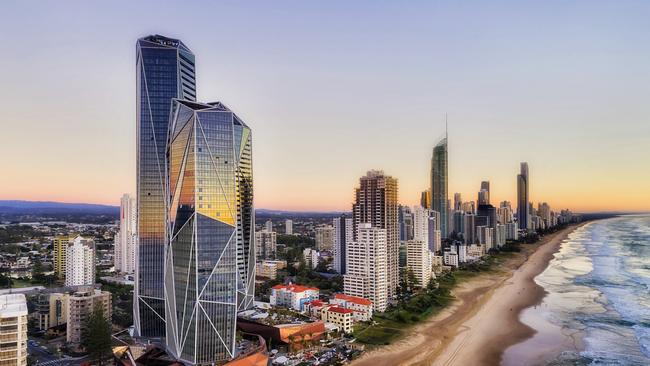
[28,344,88,366]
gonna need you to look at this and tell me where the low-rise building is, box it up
[66,288,111,345]
[330,293,373,322]
[270,284,319,312]
[321,305,353,334]
[443,250,459,267]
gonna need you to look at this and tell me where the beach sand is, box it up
[349,224,583,366]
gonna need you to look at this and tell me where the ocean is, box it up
[502,215,650,366]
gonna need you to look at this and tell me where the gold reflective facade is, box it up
[165,100,254,365]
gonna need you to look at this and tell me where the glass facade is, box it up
[431,137,448,238]
[165,100,254,364]
[517,162,529,230]
[135,35,196,339]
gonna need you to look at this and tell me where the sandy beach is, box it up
[350,224,583,366]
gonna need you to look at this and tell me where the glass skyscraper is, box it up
[135,35,196,339]
[517,162,530,230]
[431,136,449,238]
[164,100,254,364]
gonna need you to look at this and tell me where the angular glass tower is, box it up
[135,35,196,339]
[430,136,448,238]
[164,100,254,364]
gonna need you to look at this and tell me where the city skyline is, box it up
[1,1,650,213]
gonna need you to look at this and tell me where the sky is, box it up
[0,1,649,212]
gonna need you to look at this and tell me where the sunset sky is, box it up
[1,1,649,212]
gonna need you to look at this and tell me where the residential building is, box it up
[517,162,530,230]
[477,226,495,251]
[115,193,137,274]
[67,289,111,345]
[34,292,68,332]
[256,260,286,279]
[270,284,319,311]
[331,294,373,322]
[321,306,354,334]
[302,248,319,269]
[412,205,429,243]
[164,99,255,364]
[256,230,277,259]
[265,219,273,232]
[333,215,353,274]
[398,205,414,241]
[285,219,293,235]
[406,240,432,288]
[0,294,27,366]
[315,225,335,251]
[135,34,196,339]
[431,135,448,238]
[65,236,95,287]
[344,224,388,312]
[352,170,398,299]
[463,214,476,244]
[53,235,72,279]
[506,222,519,240]
[443,250,459,267]
[453,193,462,210]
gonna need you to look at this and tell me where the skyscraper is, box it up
[420,190,431,209]
[164,99,254,364]
[517,162,530,230]
[285,219,293,235]
[115,194,137,274]
[333,215,353,274]
[478,181,490,205]
[453,192,462,211]
[352,170,399,299]
[431,135,448,238]
[135,35,196,338]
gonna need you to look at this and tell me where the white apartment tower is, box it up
[285,219,293,235]
[114,193,137,274]
[406,240,432,288]
[65,236,95,287]
[344,224,388,312]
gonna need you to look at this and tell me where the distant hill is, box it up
[0,200,119,215]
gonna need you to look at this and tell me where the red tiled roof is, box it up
[306,300,325,307]
[272,284,319,293]
[334,293,372,306]
[327,306,354,314]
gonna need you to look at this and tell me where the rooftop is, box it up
[0,294,27,317]
[334,293,373,306]
[272,284,319,293]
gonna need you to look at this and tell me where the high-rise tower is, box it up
[517,162,530,230]
[164,100,254,364]
[431,135,448,238]
[352,170,399,299]
[135,35,196,338]
[115,194,137,274]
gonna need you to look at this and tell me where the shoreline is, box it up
[349,223,584,366]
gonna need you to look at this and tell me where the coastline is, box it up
[349,223,584,366]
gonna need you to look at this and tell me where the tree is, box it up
[81,304,112,365]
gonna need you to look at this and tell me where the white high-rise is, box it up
[114,193,137,274]
[265,219,273,232]
[344,224,388,312]
[285,219,293,235]
[65,236,95,287]
[406,240,432,288]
